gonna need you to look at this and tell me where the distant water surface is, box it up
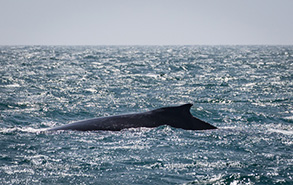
[0,46,292,184]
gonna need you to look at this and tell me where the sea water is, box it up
[0,46,292,184]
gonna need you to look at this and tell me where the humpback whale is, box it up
[47,103,217,131]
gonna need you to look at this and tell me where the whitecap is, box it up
[0,127,47,134]
[5,84,21,88]
[268,129,293,135]
[283,116,293,120]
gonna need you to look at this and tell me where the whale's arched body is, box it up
[47,104,217,131]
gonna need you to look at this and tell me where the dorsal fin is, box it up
[154,103,193,115]
[174,103,193,114]
[177,103,193,111]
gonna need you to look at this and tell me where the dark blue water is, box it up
[0,46,292,184]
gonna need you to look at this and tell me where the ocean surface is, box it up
[0,45,292,184]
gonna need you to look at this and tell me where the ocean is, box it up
[0,45,292,184]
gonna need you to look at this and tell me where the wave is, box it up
[0,126,47,134]
[268,128,293,135]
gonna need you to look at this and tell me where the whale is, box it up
[47,103,217,131]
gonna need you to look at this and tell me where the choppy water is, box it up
[0,45,292,184]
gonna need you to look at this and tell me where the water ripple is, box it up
[1,46,292,184]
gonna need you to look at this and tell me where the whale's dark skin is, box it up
[47,103,217,131]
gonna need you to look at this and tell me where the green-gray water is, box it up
[1,46,292,184]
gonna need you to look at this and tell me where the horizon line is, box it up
[1,44,293,46]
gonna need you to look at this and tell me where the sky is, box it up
[1,0,292,45]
